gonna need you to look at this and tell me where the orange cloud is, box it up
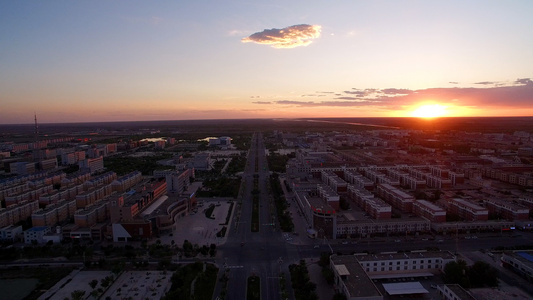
[242,24,321,48]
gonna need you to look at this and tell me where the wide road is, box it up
[214,133,533,300]
[221,133,298,300]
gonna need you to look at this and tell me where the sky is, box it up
[1,1,533,124]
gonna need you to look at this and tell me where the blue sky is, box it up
[1,1,533,124]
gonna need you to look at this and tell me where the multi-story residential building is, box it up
[109,179,167,222]
[24,226,51,244]
[501,251,533,282]
[32,200,76,227]
[437,285,478,300]
[154,169,194,195]
[344,169,374,190]
[317,184,340,211]
[356,251,456,277]
[483,198,529,220]
[0,200,40,227]
[84,171,117,189]
[79,156,104,173]
[347,185,392,219]
[330,255,383,300]
[39,158,58,171]
[376,184,415,213]
[0,225,23,241]
[112,171,143,192]
[294,190,336,239]
[412,200,446,223]
[74,201,109,227]
[447,198,488,221]
[9,162,36,175]
[61,151,86,165]
[336,218,430,238]
[321,170,348,193]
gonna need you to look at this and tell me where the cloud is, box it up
[252,101,272,104]
[515,78,533,85]
[241,24,321,48]
[260,79,533,111]
[275,100,381,107]
[381,88,413,95]
[474,81,496,85]
[228,29,248,37]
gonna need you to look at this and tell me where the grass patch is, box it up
[193,263,219,300]
[0,278,39,300]
[251,177,260,232]
[0,267,75,300]
[247,275,261,300]
[163,262,218,300]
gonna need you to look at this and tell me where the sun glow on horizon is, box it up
[411,104,448,118]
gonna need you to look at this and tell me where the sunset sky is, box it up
[1,1,532,124]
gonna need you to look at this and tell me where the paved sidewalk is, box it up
[166,198,234,247]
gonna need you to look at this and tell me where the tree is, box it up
[89,279,98,289]
[70,290,86,300]
[468,261,498,287]
[444,260,470,288]
[332,293,347,300]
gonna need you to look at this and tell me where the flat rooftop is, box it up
[331,255,382,298]
[355,251,455,262]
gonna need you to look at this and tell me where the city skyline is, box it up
[1,1,533,124]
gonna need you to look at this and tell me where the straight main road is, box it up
[220,133,298,300]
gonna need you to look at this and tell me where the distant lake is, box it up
[141,137,166,142]
[197,137,218,142]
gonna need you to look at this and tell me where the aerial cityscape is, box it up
[1,1,533,300]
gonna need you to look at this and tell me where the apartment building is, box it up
[356,251,456,277]
[321,170,348,193]
[412,200,446,223]
[74,201,109,227]
[501,251,533,282]
[447,198,488,221]
[330,255,383,300]
[317,184,340,211]
[111,171,143,192]
[0,200,39,227]
[32,200,76,227]
[376,184,415,213]
[344,169,374,190]
[336,218,430,238]
[483,198,529,220]
[79,156,104,173]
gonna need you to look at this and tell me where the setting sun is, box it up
[411,104,448,118]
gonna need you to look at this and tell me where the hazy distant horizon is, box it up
[1,2,533,124]
[2,115,533,127]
